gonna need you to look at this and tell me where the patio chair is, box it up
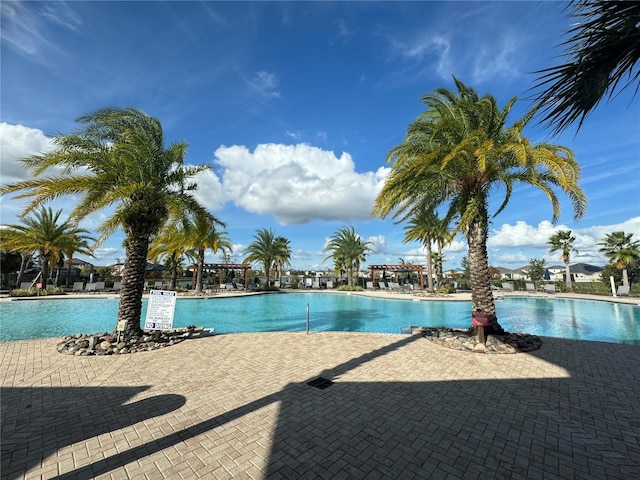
[110,282,121,292]
[84,282,97,293]
[154,281,164,290]
[544,284,556,294]
[617,285,630,296]
[72,281,85,293]
[366,281,375,289]
[19,282,33,290]
[525,283,536,293]
[501,282,514,292]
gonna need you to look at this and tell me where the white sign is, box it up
[144,290,177,330]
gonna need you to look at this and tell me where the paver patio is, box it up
[2,330,640,479]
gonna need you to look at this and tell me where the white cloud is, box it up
[0,122,55,183]
[366,235,387,254]
[489,220,559,248]
[212,143,390,225]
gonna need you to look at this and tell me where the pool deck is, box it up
[2,291,640,479]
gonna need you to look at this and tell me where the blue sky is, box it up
[1,1,639,272]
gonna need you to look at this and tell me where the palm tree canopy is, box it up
[598,231,640,269]
[374,78,587,230]
[243,228,280,281]
[548,230,578,262]
[0,107,210,243]
[534,1,640,133]
[323,226,373,283]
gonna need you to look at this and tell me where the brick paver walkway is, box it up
[2,332,640,479]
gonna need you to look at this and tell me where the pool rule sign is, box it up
[144,290,177,330]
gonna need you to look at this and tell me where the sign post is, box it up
[144,290,177,331]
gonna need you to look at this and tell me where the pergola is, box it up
[190,263,251,289]
[369,264,424,290]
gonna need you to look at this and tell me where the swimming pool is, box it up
[1,293,639,344]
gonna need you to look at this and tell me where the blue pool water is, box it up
[1,293,639,344]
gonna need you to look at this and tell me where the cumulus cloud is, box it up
[366,235,387,254]
[0,122,55,183]
[211,143,390,225]
[488,220,559,248]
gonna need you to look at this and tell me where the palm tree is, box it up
[244,228,280,288]
[373,79,586,333]
[401,205,446,291]
[0,107,210,336]
[62,227,95,288]
[534,1,640,133]
[148,223,196,290]
[598,231,640,288]
[323,226,373,287]
[548,230,578,292]
[273,236,292,285]
[179,211,229,293]
[0,207,89,288]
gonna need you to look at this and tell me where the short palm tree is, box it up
[62,227,95,288]
[598,231,640,288]
[534,1,640,133]
[183,212,230,293]
[273,236,292,285]
[401,205,447,291]
[0,107,210,335]
[548,230,578,292]
[323,226,373,287]
[149,223,196,290]
[374,79,586,333]
[244,228,280,288]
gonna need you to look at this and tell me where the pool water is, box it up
[1,293,639,344]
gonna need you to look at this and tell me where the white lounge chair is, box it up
[544,284,556,294]
[72,281,85,293]
[617,285,630,296]
[525,283,536,293]
[84,282,97,293]
[501,282,514,292]
[110,282,121,292]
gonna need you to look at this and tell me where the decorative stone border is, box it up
[57,327,213,356]
[416,327,542,354]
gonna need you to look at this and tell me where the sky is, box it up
[1,0,639,273]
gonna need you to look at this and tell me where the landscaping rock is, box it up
[418,327,541,354]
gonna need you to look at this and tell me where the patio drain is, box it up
[306,377,334,389]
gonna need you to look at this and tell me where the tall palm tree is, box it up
[273,236,292,285]
[534,1,640,133]
[0,107,210,335]
[0,207,87,288]
[183,212,230,293]
[323,226,373,287]
[373,79,586,333]
[598,231,640,288]
[401,205,447,291]
[244,228,279,288]
[548,230,578,292]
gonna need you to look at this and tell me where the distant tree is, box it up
[273,236,292,285]
[323,226,373,287]
[548,230,578,291]
[460,256,471,280]
[598,231,640,287]
[527,258,546,283]
[534,1,640,133]
[244,228,280,287]
[149,223,196,290]
[183,212,229,293]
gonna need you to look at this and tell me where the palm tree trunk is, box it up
[425,239,434,291]
[622,268,630,288]
[118,234,148,337]
[41,254,50,289]
[66,254,73,288]
[17,253,30,286]
[196,249,204,293]
[467,214,504,335]
[564,260,572,292]
[169,253,178,290]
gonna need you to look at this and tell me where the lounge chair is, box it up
[154,281,164,289]
[94,281,106,293]
[617,285,630,297]
[19,282,33,290]
[72,281,85,293]
[544,284,556,294]
[501,282,514,292]
[366,281,375,289]
[110,282,121,292]
[84,282,97,293]
[525,283,536,293]
[326,280,333,289]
